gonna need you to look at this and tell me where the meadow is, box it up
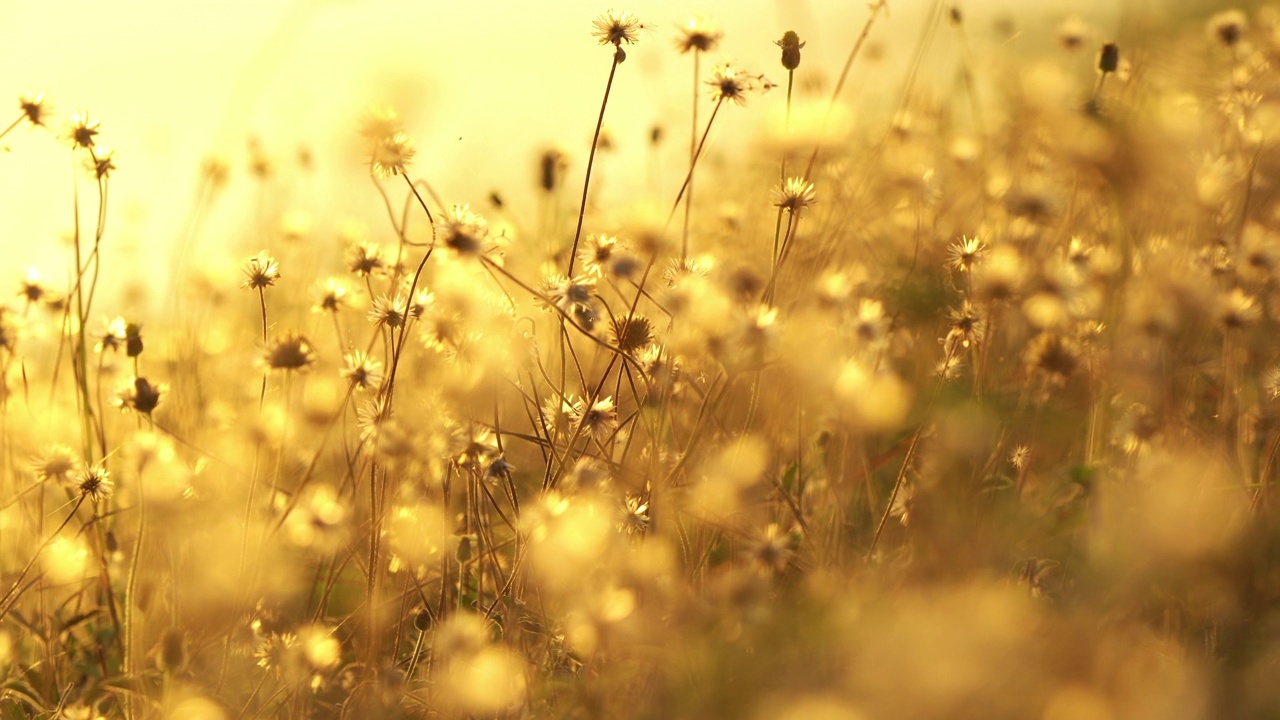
[4,2,1280,718]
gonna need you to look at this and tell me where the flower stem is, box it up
[568,48,624,276]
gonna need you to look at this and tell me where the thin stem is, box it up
[569,48,625,276]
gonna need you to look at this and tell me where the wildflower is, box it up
[263,332,316,372]
[17,268,54,306]
[972,245,1026,302]
[675,16,722,53]
[1207,10,1247,47]
[610,313,654,353]
[851,299,889,347]
[360,106,403,145]
[63,111,99,149]
[944,301,985,355]
[345,241,387,277]
[369,131,415,178]
[592,10,644,46]
[241,250,280,290]
[771,176,816,214]
[434,204,490,258]
[113,376,166,415]
[313,277,354,313]
[947,235,987,272]
[578,234,624,277]
[573,397,619,442]
[1216,288,1260,330]
[31,445,80,484]
[706,62,772,105]
[19,92,49,127]
[95,317,129,354]
[339,351,383,391]
[255,632,299,672]
[774,31,806,70]
[1057,15,1089,50]
[452,425,498,471]
[1024,332,1080,381]
[76,463,114,503]
[540,274,599,330]
[542,395,585,440]
[87,148,116,179]
[1009,445,1031,470]
[748,523,799,572]
[619,495,650,535]
[369,293,410,328]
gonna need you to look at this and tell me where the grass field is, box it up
[3,2,1280,718]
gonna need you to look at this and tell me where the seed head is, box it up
[341,351,384,391]
[31,445,81,484]
[774,31,806,70]
[1207,10,1247,47]
[707,62,773,105]
[242,251,281,290]
[771,176,816,214]
[313,277,354,314]
[947,235,987,273]
[263,332,317,372]
[113,376,166,416]
[76,463,114,503]
[435,204,491,258]
[592,10,644,47]
[19,92,49,127]
[369,131,415,179]
[676,16,722,53]
[610,313,655,353]
[63,111,99,149]
[573,396,619,442]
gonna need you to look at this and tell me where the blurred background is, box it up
[0,0,1184,302]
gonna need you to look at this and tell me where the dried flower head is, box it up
[573,397,619,442]
[341,351,384,391]
[63,111,99,149]
[593,10,644,46]
[775,31,806,70]
[31,445,81,484]
[113,376,166,415]
[1216,288,1260,330]
[1208,10,1247,47]
[771,176,816,214]
[610,313,654,353]
[435,204,490,258]
[76,463,114,503]
[947,235,987,272]
[263,332,317,372]
[675,16,722,53]
[242,251,281,290]
[706,62,772,105]
[95,316,129,354]
[538,274,599,331]
[313,277,354,314]
[19,92,49,127]
[369,131,415,179]
[1024,331,1080,381]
